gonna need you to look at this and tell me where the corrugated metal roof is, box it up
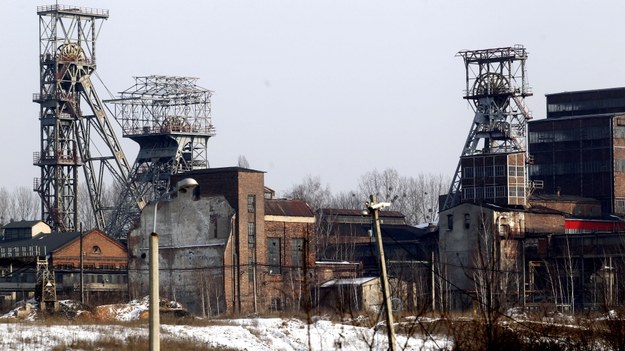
[265,199,314,217]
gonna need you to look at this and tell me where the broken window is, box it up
[291,238,304,268]
[268,238,281,274]
[247,194,256,213]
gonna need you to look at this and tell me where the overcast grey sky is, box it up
[2,1,625,195]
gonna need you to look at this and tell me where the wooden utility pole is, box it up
[367,195,397,351]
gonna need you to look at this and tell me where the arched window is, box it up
[92,245,102,254]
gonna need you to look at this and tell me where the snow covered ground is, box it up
[0,299,453,350]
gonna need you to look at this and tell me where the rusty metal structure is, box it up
[33,5,143,233]
[106,75,215,199]
[443,46,533,210]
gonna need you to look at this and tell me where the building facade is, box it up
[528,87,625,214]
[127,186,234,316]
[129,167,318,316]
[0,228,128,308]
[262,198,315,312]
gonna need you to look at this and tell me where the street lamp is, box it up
[149,178,199,351]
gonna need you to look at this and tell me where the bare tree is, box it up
[285,169,448,225]
[328,191,362,210]
[283,175,331,210]
[358,168,406,205]
[77,183,97,230]
[9,186,39,221]
[0,187,11,224]
[358,169,449,225]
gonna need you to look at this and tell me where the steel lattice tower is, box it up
[33,5,142,233]
[106,75,216,201]
[443,46,533,210]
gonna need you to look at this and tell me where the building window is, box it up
[464,167,474,178]
[247,195,256,213]
[495,165,505,176]
[464,214,470,229]
[484,186,495,199]
[447,214,453,231]
[475,187,484,199]
[268,238,281,274]
[248,222,256,248]
[485,166,494,177]
[92,245,101,254]
[495,186,506,197]
[271,297,282,311]
[291,238,304,268]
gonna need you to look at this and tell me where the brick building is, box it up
[0,228,128,307]
[528,87,625,214]
[129,167,317,315]
[262,198,315,312]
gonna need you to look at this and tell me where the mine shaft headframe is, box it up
[36,5,109,61]
[457,45,532,108]
[107,75,216,138]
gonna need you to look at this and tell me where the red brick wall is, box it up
[524,212,565,235]
[52,229,128,269]
[261,220,315,312]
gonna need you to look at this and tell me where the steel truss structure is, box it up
[106,75,215,200]
[443,45,533,210]
[33,5,143,233]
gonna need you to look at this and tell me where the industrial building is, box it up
[316,208,436,312]
[0,225,128,309]
[129,168,316,316]
[528,87,625,215]
[20,4,625,317]
[439,46,625,311]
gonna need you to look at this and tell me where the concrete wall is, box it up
[174,168,266,314]
[440,202,568,310]
[127,189,234,316]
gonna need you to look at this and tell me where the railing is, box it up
[123,124,216,136]
[32,151,81,165]
[36,4,109,18]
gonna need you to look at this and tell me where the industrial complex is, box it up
[2,4,625,324]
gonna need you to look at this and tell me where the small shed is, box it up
[319,277,381,312]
